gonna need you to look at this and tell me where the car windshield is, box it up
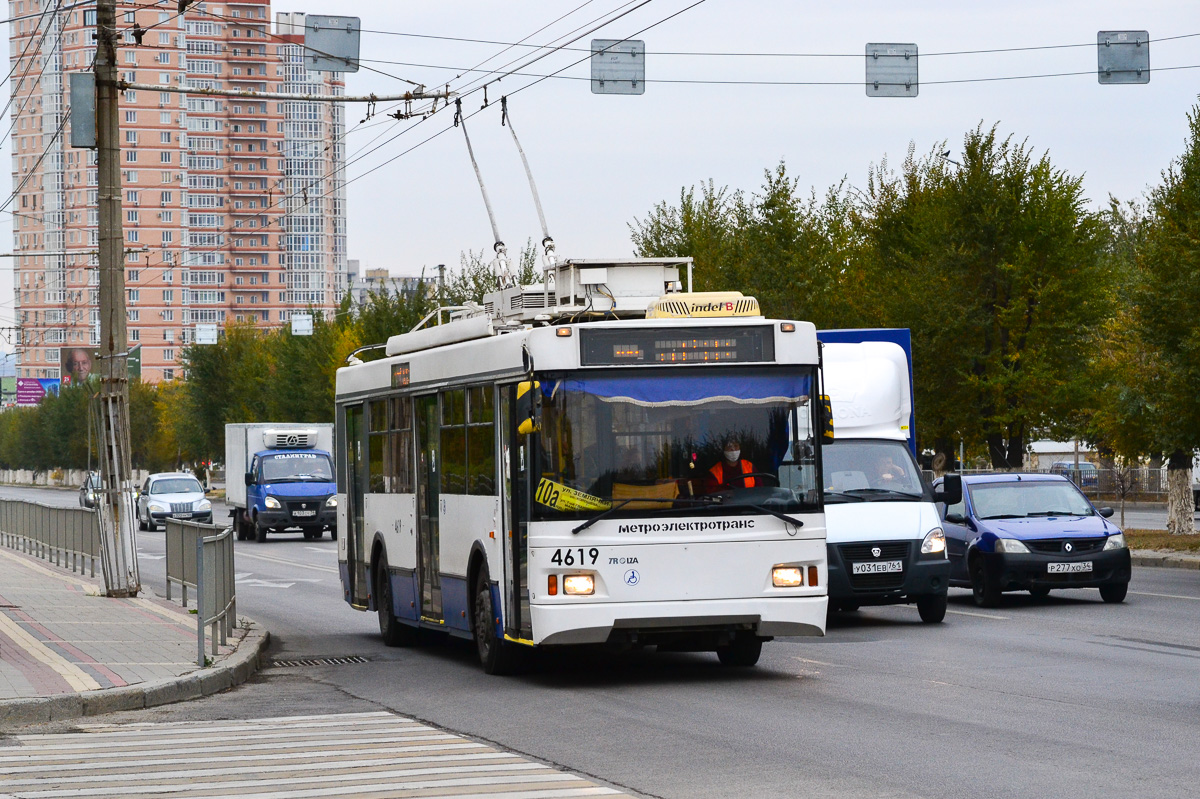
[528,367,821,520]
[968,480,1094,519]
[823,439,926,501]
[151,477,202,495]
[261,452,334,482]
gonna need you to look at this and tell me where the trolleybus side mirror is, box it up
[933,474,962,506]
[516,380,541,436]
[819,394,835,443]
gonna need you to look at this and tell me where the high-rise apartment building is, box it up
[8,1,346,383]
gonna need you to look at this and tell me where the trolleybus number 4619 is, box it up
[550,548,600,566]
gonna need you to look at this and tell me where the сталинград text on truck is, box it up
[225,423,338,542]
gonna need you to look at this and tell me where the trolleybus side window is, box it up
[366,396,414,494]
[440,386,498,497]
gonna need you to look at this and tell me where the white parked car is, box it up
[136,472,213,530]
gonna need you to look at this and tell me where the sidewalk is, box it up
[0,546,267,728]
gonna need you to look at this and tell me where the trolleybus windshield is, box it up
[529,367,821,519]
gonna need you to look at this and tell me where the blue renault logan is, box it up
[934,473,1131,607]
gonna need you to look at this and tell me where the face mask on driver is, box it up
[724,449,741,462]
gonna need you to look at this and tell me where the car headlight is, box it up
[264,496,281,509]
[197,499,211,511]
[921,528,946,555]
[148,502,167,512]
[994,538,1030,554]
[325,495,338,507]
[1103,533,1127,551]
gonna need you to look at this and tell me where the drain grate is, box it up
[272,655,371,668]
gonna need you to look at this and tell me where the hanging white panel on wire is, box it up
[305,15,361,73]
[865,43,918,98]
[69,72,96,148]
[1097,31,1150,84]
[591,39,645,95]
[291,312,314,336]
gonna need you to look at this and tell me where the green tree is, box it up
[864,126,1109,468]
[1124,104,1200,533]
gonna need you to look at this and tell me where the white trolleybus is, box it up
[335,258,830,673]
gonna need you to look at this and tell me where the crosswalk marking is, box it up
[0,712,629,799]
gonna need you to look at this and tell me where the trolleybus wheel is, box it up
[716,633,762,667]
[376,559,415,646]
[473,567,519,675]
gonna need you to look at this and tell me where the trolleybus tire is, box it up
[473,567,519,675]
[916,592,948,623]
[716,634,762,667]
[376,559,415,646]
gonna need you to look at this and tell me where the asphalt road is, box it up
[5,484,1200,799]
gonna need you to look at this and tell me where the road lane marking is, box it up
[947,609,1007,620]
[234,549,339,574]
[1130,590,1200,602]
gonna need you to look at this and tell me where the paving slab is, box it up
[0,546,267,729]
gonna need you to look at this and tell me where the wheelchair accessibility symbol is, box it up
[624,569,640,586]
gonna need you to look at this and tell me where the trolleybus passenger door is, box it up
[342,403,369,606]
[503,383,532,640]
[415,395,442,620]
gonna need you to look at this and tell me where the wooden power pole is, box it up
[94,0,139,596]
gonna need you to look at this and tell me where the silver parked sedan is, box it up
[136,472,213,530]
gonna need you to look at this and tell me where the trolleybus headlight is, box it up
[563,574,595,595]
[921,528,946,555]
[325,495,338,507]
[772,566,804,587]
[264,496,281,509]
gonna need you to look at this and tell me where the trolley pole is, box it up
[94,0,139,596]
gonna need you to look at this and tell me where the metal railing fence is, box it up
[165,519,237,667]
[0,499,101,578]
[957,467,1173,498]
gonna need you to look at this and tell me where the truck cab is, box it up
[819,333,961,623]
[243,448,338,541]
[226,424,337,542]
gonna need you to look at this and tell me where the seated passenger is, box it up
[704,439,756,492]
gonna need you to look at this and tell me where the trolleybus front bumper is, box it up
[530,596,827,646]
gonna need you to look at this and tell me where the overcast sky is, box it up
[1,1,1197,340]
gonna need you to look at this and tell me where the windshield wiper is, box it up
[726,502,805,531]
[571,497,717,535]
[823,490,866,503]
[1026,510,1088,517]
[979,513,1027,519]
[843,488,924,501]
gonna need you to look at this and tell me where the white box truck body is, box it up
[819,336,958,623]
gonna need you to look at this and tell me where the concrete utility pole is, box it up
[94,0,139,596]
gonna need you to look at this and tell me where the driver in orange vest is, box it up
[705,438,756,492]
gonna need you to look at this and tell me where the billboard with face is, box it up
[60,347,98,387]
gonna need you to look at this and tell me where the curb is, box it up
[1131,551,1200,570]
[0,621,270,729]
